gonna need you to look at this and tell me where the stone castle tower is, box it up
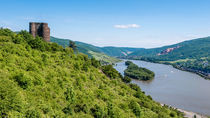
[29,22,50,42]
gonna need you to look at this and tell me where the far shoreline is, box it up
[119,58,210,80]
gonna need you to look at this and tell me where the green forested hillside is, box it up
[51,36,210,78]
[50,36,141,57]
[0,28,184,117]
[50,37,120,64]
[126,37,210,77]
[129,37,210,60]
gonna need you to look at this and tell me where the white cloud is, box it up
[114,24,140,29]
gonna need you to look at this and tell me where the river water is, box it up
[114,60,210,116]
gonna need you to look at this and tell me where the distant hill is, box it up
[50,37,120,64]
[128,37,210,60]
[51,37,142,57]
[51,36,210,78]
[126,37,210,78]
[99,47,144,57]
[50,36,101,56]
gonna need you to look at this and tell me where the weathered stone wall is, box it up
[29,22,50,42]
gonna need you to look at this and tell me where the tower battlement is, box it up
[29,22,50,42]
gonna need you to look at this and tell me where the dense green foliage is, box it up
[174,58,210,73]
[101,65,122,79]
[0,28,184,117]
[124,61,155,81]
[69,41,77,51]
[122,76,132,83]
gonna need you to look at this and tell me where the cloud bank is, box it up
[114,24,140,29]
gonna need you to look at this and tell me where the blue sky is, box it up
[1,0,210,48]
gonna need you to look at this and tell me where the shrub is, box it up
[90,104,106,118]
[0,79,23,117]
[101,65,120,79]
[0,36,12,42]
[63,105,73,115]
[13,73,32,89]
[129,101,141,117]
[64,87,75,104]
[129,83,141,91]
[91,58,100,68]
[25,109,41,118]
[122,76,131,83]
[125,61,132,66]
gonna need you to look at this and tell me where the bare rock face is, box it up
[29,22,50,42]
[157,46,181,55]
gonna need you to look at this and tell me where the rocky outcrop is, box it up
[158,46,180,55]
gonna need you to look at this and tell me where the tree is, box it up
[101,65,120,79]
[69,41,77,51]
[122,76,131,83]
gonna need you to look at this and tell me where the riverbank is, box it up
[178,109,208,118]
[160,104,208,118]
[171,65,210,80]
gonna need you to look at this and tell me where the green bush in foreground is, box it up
[0,28,183,117]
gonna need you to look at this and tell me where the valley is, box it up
[1,0,210,118]
[51,36,210,79]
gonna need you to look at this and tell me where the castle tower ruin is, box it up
[29,22,50,42]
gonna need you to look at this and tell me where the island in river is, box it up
[124,61,155,81]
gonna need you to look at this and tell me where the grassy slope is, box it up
[50,36,120,64]
[0,29,183,118]
[88,50,120,65]
[50,37,143,57]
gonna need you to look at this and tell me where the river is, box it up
[114,60,210,116]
